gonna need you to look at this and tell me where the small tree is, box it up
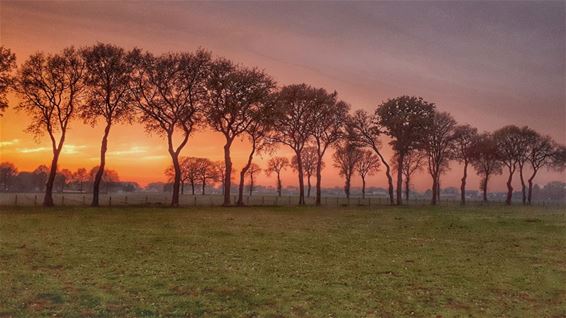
[355,150,380,199]
[377,96,435,205]
[525,134,560,204]
[15,48,85,206]
[452,124,479,205]
[291,146,319,198]
[349,110,395,204]
[265,156,289,196]
[246,163,262,196]
[470,133,502,202]
[195,158,217,195]
[81,43,136,206]
[0,46,16,114]
[73,168,89,192]
[333,133,363,199]
[131,50,210,207]
[0,162,17,192]
[165,157,201,195]
[493,125,525,205]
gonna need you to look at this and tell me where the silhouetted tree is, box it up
[89,166,120,193]
[470,133,502,202]
[131,50,210,207]
[377,96,435,205]
[15,47,85,206]
[272,84,319,205]
[493,125,525,205]
[525,134,560,204]
[246,163,261,196]
[204,58,275,206]
[196,158,217,195]
[333,134,363,199]
[81,43,136,206]
[355,150,380,199]
[265,156,289,196]
[291,146,319,198]
[423,111,456,205]
[0,162,17,192]
[397,150,426,201]
[33,165,49,192]
[0,46,16,114]
[165,157,201,195]
[72,168,89,192]
[349,110,395,204]
[310,90,349,205]
[452,124,479,205]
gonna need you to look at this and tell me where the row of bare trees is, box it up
[1,44,564,207]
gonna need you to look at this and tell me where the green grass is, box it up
[0,205,565,317]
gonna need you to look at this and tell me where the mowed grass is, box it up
[0,205,565,317]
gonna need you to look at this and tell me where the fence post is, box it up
[109,196,112,207]
[14,194,18,206]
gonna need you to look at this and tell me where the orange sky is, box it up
[0,2,564,191]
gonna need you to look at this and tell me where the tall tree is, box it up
[131,50,210,207]
[333,134,363,199]
[15,48,85,206]
[400,150,426,201]
[272,84,319,205]
[246,163,262,196]
[0,46,16,114]
[493,125,525,205]
[265,156,289,197]
[525,133,558,204]
[355,150,380,199]
[452,124,479,205]
[310,90,349,205]
[291,146,319,198]
[376,96,435,205]
[81,43,136,206]
[349,110,395,204]
[204,58,275,206]
[470,133,503,202]
[423,111,457,205]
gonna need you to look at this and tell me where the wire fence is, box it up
[1,192,564,208]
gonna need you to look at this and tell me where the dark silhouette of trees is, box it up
[525,133,559,204]
[0,46,16,114]
[72,168,89,192]
[265,156,289,196]
[89,166,120,193]
[81,43,136,206]
[355,150,380,199]
[196,158,217,195]
[131,50,211,207]
[310,90,349,205]
[0,162,18,192]
[165,157,200,195]
[272,84,318,205]
[15,47,85,206]
[204,58,275,206]
[349,110,394,204]
[291,146,319,198]
[246,163,261,196]
[376,96,435,205]
[493,125,525,205]
[393,150,426,201]
[333,134,363,199]
[470,133,502,202]
[423,111,457,205]
[452,124,479,205]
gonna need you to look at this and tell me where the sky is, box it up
[0,1,564,191]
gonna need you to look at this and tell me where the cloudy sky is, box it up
[1,1,564,190]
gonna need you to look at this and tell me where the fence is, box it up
[1,192,564,208]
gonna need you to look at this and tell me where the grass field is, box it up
[0,205,565,317]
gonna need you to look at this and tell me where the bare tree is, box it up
[356,150,380,199]
[81,43,136,206]
[452,124,479,205]
[333,134,363,199]
[204,58,275,206]
[15,48,85,206]
[310,90,349,205]
[291,146,319,198]
[0,46,16,114]
[525,133,559,204]
[272,84,319,205]
[493,125,525,205]
[349,110,395,205]
[196,158,218,195]
[246,163,261,196]
[131,50,210,207]
[377,96,435,205]
[423,111,456,205]
[470,133,503,202]
[265,156,289,196]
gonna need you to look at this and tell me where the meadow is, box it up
[0,205,565,317]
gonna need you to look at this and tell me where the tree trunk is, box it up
[43,149,61,207]
[431,173,438,205]
[436,176,441,203]
[191,181,195,195]
[460,161,468,205]
[181,182,184,195]
[237,139,256,206]
[405,174,410,201]
[307,174,311,198]
[315,157,323,206]
[371,145,394,205]
[249,175,254,196]
[344,174,351,199]
[505,165,515,205]
[396,153,404,205]
[483,175,489,202]
[519,163,526,205]
[361,176,366,199]
[277,172,282,197]
[223,140,233,206]
[527,169,538,205]
[92,123,111,207]
[295,149,306,205]
[169,152,181,207]
[202,179,206,195]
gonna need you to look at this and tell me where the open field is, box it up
[0,205,565,317]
